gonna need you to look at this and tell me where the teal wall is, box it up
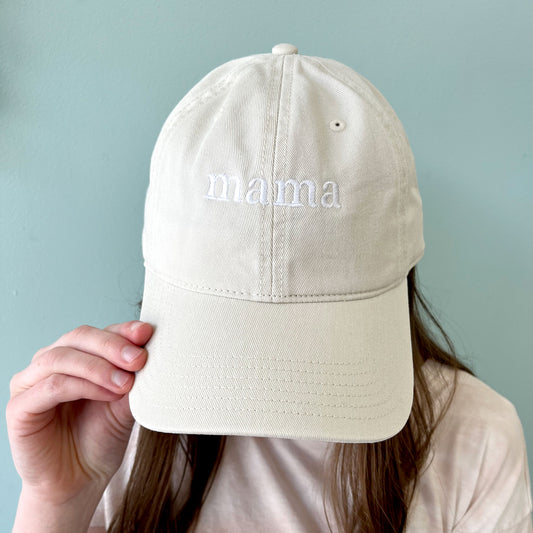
[2,1,532,528]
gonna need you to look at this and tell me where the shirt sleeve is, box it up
[499,514,533,533]
[88,494,106,528]
[452,400,533,532]
[88,422,141,530]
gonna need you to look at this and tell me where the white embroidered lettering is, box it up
[204,173,341,208]
[204,173,242,202]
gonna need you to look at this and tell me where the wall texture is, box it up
[2,1,532,528]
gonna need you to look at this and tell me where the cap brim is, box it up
[129,268,414,443]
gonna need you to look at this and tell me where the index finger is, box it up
[37,321,154,371]
[103,320,154,346]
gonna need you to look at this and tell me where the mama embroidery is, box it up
[203,173,341,208]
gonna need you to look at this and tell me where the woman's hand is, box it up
[6,320,153,506]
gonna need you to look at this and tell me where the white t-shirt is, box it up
[89,360,533,532]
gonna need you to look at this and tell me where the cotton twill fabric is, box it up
[131,48,426,442]
[130,268,414,443]
[91,360,533,532]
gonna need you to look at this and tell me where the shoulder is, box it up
[421,358,527,472]
[422,359,522,437]
[89,422,142,529]
[417,359,533,530]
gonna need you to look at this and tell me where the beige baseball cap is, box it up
[129,43,424,443]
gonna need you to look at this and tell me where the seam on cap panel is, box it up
[396,120,403,282]
[305,56,407,151]
[395,125,408,279]
[269,55,286,300]
[147,75,235,240]
[259,58,279,302]
[306,56,409,280]
[259,58,277,300]
[278,55,295,300]
[350,71,411,276]
[144,54,414,300]
[148,56,264,211]
[144,57,268,264]
[159,55,265,138]
[357,77,412,277]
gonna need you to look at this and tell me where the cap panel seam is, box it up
[144,56,269,262]
[269,55,286,299]
[144,53,420,300]
[304,56,407,148]
[258,58,278,298]
[279,55,295,300]
[149,56,265,195]
[147,74,236,229]
[305,56,409,279]
[160,56,267,136]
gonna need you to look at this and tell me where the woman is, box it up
[7,44,533,532]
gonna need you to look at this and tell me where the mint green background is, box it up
[2,1,532,528]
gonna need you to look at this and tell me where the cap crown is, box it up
[142,49,424,303]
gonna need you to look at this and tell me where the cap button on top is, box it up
[272,43,298,55]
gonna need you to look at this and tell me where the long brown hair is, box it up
[109,264,476,532]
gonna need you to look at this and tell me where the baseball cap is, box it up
[129,43,425,443]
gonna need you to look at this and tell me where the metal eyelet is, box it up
[329,119,346,132]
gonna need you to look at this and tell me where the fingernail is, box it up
[111,370,130,387]
[122,345,144,362]
[131,321,144,331]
